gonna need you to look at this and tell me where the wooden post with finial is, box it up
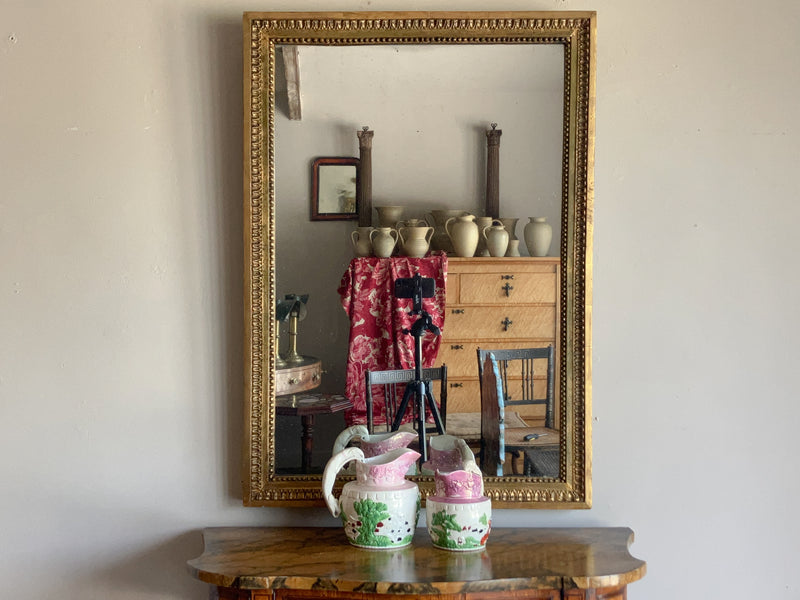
[485,123,502,218]
[357,126,374,226]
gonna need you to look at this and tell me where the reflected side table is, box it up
[276,393,352,473]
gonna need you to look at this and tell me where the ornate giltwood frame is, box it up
[243,11,595,508]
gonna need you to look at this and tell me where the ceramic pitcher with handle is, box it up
[425,437,491,551]
[322,446,421,549]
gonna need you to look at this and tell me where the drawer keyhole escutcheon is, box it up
[451,308,465,314]
[450,344,464,350]
[502,282,514,296]
[450,382,463,388]
[501,317,513,331]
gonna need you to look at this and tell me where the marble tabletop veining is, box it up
[187,527,646,594]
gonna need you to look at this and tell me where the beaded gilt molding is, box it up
[242,11,595,508]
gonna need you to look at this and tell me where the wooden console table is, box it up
[188,527,645,600]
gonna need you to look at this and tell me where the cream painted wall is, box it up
[1,1,799,599]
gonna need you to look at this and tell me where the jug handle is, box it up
[390,229,399,241]
[332,424,369,455]
[350,230,360,248]
[425,227,434,243]
[398,227,407,244]
[445,217,456,238]
[482,225,491,243]
[322,446,365,518]
[424,213,434,228]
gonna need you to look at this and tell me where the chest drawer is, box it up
[443,306,556,340]
[457,272,557,305]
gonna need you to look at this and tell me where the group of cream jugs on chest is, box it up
[351,206,553,259]
[351,218,434,259]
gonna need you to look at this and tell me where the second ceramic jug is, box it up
[351,226,374,257]
[398,225,434,258]
[370,227,398,258]
[445,214,479,257]
[482,222,509,257]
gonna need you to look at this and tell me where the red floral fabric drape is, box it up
[338,253,448,427]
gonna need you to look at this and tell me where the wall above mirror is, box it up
[243,11,595,508]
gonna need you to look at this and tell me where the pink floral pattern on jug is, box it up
[355,448,422,487]
[433,469,485,500]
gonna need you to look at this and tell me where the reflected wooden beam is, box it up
[283,46,302,120]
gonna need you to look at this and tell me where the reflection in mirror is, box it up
[243,11,595,508]
[275,44,564,474]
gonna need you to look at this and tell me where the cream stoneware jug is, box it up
[425,209,468,253]
[398,225,434,258]
[370,227,398,258]
[482,221,509,257]
[322,446,421,549]
[351,226,374,257]
[445,214,479,257]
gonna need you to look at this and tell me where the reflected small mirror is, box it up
[311,157,359,221]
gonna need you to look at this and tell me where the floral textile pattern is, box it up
[338,253,448,426]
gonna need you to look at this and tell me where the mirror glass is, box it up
[244,12,594,508]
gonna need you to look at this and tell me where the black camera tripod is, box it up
[391,275,445,463]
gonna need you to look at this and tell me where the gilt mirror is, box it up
[244,11,595,508]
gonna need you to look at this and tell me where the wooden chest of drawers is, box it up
[436,257,560,425]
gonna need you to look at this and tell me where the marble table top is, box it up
[187,527,646,594]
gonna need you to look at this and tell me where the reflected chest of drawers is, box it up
[188,527,645,600]
[437,257,560,425]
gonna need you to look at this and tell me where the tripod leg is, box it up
[423,385,445,435]
[415,381,428,464]
[391,382,415,432]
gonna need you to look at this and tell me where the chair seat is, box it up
[445,411,529,443]
[503,426,559,449]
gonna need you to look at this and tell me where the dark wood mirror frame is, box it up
[243,11,595,508]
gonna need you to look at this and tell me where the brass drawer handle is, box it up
[450,344,464,350]
[450,382,464,388]
[451,309,465,314]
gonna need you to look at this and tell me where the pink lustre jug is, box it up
[425,439,491,551]
[323,446,421,549]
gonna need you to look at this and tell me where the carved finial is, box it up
[491,123,498,130]
[362,125,369,132]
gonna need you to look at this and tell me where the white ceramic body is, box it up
[445,215,479,257]
[351,226,374,257]
[399,226,434,258]
[524,217,553,257]
[370,227,398,258]
[426,496,492,551]
[482,225,509,257]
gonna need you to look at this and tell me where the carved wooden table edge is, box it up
[187,526,646,595]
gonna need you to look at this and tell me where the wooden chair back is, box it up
[476,346,555,428]
[364,365,447,434]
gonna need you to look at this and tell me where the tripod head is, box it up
[394,274,440,337]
